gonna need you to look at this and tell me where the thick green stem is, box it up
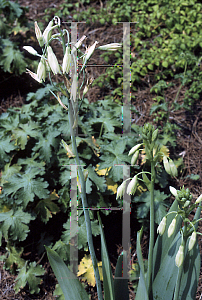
[147,159,155,296]
[68,100,103,300]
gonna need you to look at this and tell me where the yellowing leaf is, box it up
[140,145,169,164]
[77,254,103,286]
[106,177,118,194]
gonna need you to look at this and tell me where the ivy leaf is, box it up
[134,190,169,224]
[4,244,25,273]
[1,163,22,184]
[0,208,35,243]
[0,136,16,166]
[0,39,26,74]
[52,240,70,261]
[99,140,130,181]
[12,121,39,150]
[14,261,45,294]
[77,254,103,286]
[53,284,65,300]
[2,167,49,207]
[34,191,60,224]
[33,129,60,163]
[87,166,106,193]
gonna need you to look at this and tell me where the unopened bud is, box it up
[195,194,202,204]
[47,46,61,75]
[62,46,71,74]
[37,57,46,82]
[43,20,54,44]
[23,46,38,56]
[98,43,122,51]
[169,186,178,197]
[116,180,127,199]
[84,41,99,62]
[188,231,197,251]
[169,159,178,177]
[152,128,158,142]
[35,21,45,47]
[168,218,176,238]
[131,150,139,165]
[163,156,171,175]
[128,143,142,156]
[26,68,41,83]
[72,35,86,54]
[157,216,167,235]
[127,175,138,195]
[175,245,184,268]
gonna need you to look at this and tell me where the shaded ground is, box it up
[1,0,202,299]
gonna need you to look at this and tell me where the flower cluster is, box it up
[23,17,122,86]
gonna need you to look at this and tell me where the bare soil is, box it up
[1,0,202,299]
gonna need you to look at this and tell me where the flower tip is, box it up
[23,46,38,56]
[169,186,178,197]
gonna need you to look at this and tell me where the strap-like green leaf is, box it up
[45,246,89,300]
[114,250,129,300]
[97,212,115,300]
[135,227,149,300]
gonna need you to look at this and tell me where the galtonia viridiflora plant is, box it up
[116,123,202,300]
[24,17,127,300]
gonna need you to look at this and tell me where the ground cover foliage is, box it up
[0,0,202,298]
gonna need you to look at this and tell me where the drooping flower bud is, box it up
[169,159,178,177]
[128,143,142,156]
[35,21,45,47]
[84,41,99,62]
[116,180,127,199]
[188,231,197,251]
[72,35,86,55]
[62,46,71,74]
[131,150,139,165]
[98,43,122,51]
[195,194,202,204]
[47,46,61,75]
[36,57,46,82]
[169,186,178,197]
[168,217,176,238]
[175,245,184,268]
[152,128,158,142]
[43,20,54,44]
[127,175,138,195]
[163,156,171,175]
[23,46,38,56]
[157,216,167,235]
[26,68,41,83]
